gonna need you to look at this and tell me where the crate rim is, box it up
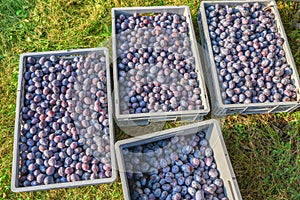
[115,119,242,200]
[12,47,118,192]
[199,0,300,110]
[112,6,210,123]
[112,5,189,11]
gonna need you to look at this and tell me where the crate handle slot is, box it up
[227,180,236,200]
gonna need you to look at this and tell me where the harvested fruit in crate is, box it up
[115,12,204,114]
[18,51,113,187]
[205,2,298,104]
[123,132,228,199]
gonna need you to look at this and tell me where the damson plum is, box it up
[205,3,298,104]
[18,52,112,187]
[115,12,204,114]
[123,131,228,199]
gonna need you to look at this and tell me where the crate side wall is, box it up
[12,48,117,192]
[199,0,300,116]
[112,6,210,126]
[115,120,242,199]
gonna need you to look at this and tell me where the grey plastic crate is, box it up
[115,119,242,200]
[112,6,210,126]
[11,48,117,192]
[198,0,300,116]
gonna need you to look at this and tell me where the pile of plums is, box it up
[123,131,228,200]
[19,52,112,186]
[115,12,205,114]
[205,3,298,104]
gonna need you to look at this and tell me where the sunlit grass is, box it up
[0,0,299,199]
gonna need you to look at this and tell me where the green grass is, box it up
[0,0,299,199]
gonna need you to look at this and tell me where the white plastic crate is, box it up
[112,6,210,126]
[12,48,117,192]
[198,0,300,116]
[115,119,242,200]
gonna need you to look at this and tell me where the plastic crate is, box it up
[115,119,242,200]
[112,6,210,126]
[11,48,117,192]
[198,0,300,116]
